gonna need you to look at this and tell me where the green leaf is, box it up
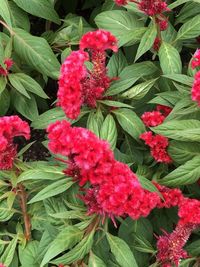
[152,120,200,142]
[31,107,66,129]
[0,76,7,94]
[13,0,60,24]
[13,28,60,79]
[106,61,158,96]
[0,236,18,266]
[88,251,107,267]
[19,241,40,267]
[106,233,138,267]
[112,108,145,141]
[0,0,12,26]
[95,10,143,46]
[8,73,30,98]
[159,156,200,187]
[163,74,193,86]
[0,199,15,221]
[12,92,39,121]
[168,140,200,164]
[52,231,94,265]
[135,24,157,62]
[9,73,48,98]
[137,176,159,193]
[176,14,200,40]
[121,78,158,100]
[100,114,117,150]
[159,42,182,74]
[107,50,128,77]
[41,226,83,267]
[0,89,10,115]
[28,178,74,203]
[17,167,65,183]
[98,100,133,109]
[87,112,101,137]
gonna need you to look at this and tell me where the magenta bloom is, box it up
[0,58,13,76]
[47,120,160,219]
[140,131,172,163]
[141,111,165,127]
[191,49,200,69]
[0,116,30,169]
[57,30,118,120]
[192,70,200,106]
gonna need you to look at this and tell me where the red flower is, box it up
[0,116,30,169]
[138,0,169,16]
[191,70,200,106]
[178,198,200,226]
[153,37,161,51]
[80,30,118,52]
[140,132,172,163]
[47,121,161,219]
[191,49,200,69]
[141,111,165,127]
[156,105,172,117]
[153,182,183,208]
[58,30,118,119]
[156,223,193,267]
[114,0,128,5]
[0,264,6,267]
[0,58,13,76]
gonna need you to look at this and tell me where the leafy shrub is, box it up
[1,0,200,266]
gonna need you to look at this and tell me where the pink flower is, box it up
[141,111,165,127]
[153,37,161,51]
[156,223,193,267]
[0,264,6,267]
[191,49,200,69]
[47,120,161,219]
[178,198,200,226]
[114,0,128,5]
[153,182,183,208]
[0,58,13,76]
[156,105,172,117]
[57,30,118,120]
[138,0,169,16]
[80,30,118,52]
[0,116,30,169]
[191,70,200,106]
[140,132,172,163]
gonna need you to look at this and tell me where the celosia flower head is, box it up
[138,0,169,16]
[80,30,118,52]
[156,105,172,117]
[0,58,13,76]
[0,116,30,169]
[178,198,200,226]
[141,111,165,127]
[191,49,200,69]
[57,30,118,120]
[191,70,200,106]
[47,120,160,219]
[140,131,172,163]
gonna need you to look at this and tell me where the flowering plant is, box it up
[1,0,200,267]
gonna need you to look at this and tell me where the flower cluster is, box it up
[192,65,200,106]
[153,182,183,209]
[141,111,165,127]
[141,105,171,127]
[47,120,160,220]
[0,58,13,76]
[156,223,194,267]
[140,131,172,163]
[57,30,118,120]
[0,116,30,169]
[140,105,172,163]
[191,49,200,69]
[157,197,200,266]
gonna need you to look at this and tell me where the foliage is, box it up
[0,0,200,267]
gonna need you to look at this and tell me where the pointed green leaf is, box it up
[100,114,117,150]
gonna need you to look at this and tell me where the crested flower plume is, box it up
[57,30,118,120]
[0,116,30,170]
[47,120,161,220]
